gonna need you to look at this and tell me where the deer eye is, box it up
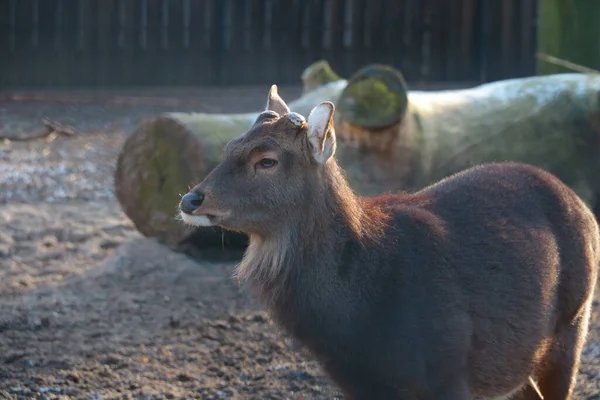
[258,158,278,168]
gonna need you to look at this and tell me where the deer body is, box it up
[179,86,599,400]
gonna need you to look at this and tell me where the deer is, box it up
[178,85,599,400]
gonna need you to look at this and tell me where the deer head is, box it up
[179,85,338,238]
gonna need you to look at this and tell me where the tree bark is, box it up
[537,0,600,75]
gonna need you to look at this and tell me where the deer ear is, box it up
[265,84,290,115]
[307,101,336,164]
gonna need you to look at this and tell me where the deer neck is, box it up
[235,160,387,305]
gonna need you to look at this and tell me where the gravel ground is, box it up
[0,86,598,399]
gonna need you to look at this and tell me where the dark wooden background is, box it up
[0,0,538,88]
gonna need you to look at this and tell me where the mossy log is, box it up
[300,60,342,95]
[386,73,600,199]
[115,62,600,250]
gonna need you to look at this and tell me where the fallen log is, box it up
[115,62,600,250]
[336,67,600,205]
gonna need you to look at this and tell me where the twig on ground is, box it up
[42,117,76,142]
[0,117,77,142]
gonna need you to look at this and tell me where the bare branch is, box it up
[536,52,600,75]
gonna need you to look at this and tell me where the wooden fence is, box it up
[0,0,538,88]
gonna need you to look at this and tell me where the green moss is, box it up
[301,60,342,93]
[337,64,408,129]
[137,121,193,236]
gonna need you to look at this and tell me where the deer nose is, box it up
[180,192,205,214]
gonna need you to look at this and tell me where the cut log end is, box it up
[114,115,209,247]
[337,64,408,130]
[114,114,251,249]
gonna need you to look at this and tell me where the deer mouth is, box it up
[180,210,230,227]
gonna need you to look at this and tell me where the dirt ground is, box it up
[0,85,599,400]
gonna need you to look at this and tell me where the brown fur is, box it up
[179,87,599,400]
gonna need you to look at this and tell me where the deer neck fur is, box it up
[234,159,388,310]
